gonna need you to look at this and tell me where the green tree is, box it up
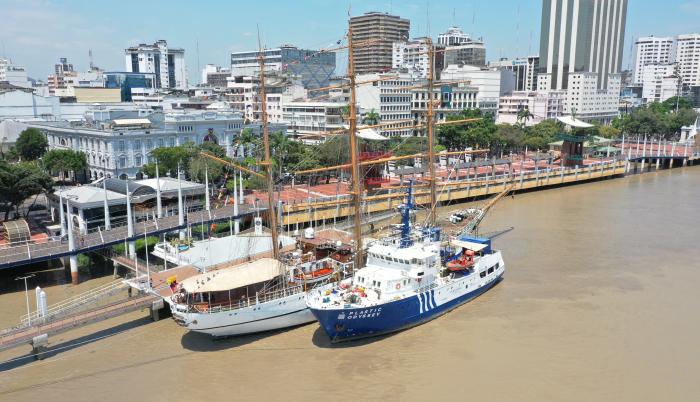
[523,119,564,151]
[661,96,694,111]
[15,128,48,161]
[148,144,198,176]
[0,160,53,219]
[42,149,87,181]
[198,141,226,158]
[437,109,495,150]
[493,124,525,149]
[317,135,350,166]
[188,156,224,183]
[516,108,534,127]
[598,125,621,139]
[362,109,380,125]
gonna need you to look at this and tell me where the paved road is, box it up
[0,204,258,269]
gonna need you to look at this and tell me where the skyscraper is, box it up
[538,0,628,91]
[349,12,410,75]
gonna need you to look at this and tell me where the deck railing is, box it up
[179,284,306,315]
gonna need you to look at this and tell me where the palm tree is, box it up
[516,108,534,127]
[363,109,380,125]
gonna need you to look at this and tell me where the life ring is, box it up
[395,283,401,290]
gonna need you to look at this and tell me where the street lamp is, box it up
[15,274,35,326]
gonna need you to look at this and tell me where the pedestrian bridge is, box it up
[0,203,258,270]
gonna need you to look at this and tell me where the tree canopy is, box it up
[43,149,87,180]
[612,98,698,139]
[0,160,53,219]
[15,128,48,161]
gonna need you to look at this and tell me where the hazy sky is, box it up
[1,0,699,83]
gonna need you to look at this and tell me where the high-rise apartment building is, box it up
[675,34,700,87]
[537,0,628,122]
[124,40,187,90]
[538,0,628,91]
[641,63,678,103]
[392,38,444,78]
[438,26,486,67]
[55,57,74,76]
[47,57,76,94]
[230,45,335,91]
[349,12,410,74]
[489,56,540,92]
[632,36,674,84]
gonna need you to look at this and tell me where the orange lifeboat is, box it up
[447,250,475,272]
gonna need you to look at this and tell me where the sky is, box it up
[1,0,699,84]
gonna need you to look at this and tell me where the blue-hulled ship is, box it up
[306,184,505,342]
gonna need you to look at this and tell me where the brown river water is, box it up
[0,167,699,402]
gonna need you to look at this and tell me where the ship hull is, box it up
[309,272,503,343]
[171,292,315,337]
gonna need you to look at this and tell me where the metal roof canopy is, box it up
[451,238,487,252]
[557,115,594,128]
[103,178,156,197]
[3,219,30,244]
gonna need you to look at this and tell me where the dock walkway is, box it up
[0,203,257,270]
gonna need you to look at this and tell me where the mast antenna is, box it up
[257,25,279,260]
[426,38,437,226]
[347,11,364,269]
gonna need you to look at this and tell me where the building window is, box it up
[118,140,125,152]
[119,156,127,168]
[134,155,142,166]
[133,139,141,150]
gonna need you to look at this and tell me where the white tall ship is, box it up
[170,258,311,336]
[167,37,353,337]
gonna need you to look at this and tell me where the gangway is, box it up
[20,279,129,325]
[0,294,157,353]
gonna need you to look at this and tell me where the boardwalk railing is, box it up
[0,203,256,269]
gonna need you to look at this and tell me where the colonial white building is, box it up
[35,109,244,180]
[124,40,187,90]
[497,91,566,126]
[411,82,479,135]
[632,36,674,84]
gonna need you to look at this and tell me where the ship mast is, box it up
[347,20,364,269]
[258,33,280,260]
[426,38,437,227]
